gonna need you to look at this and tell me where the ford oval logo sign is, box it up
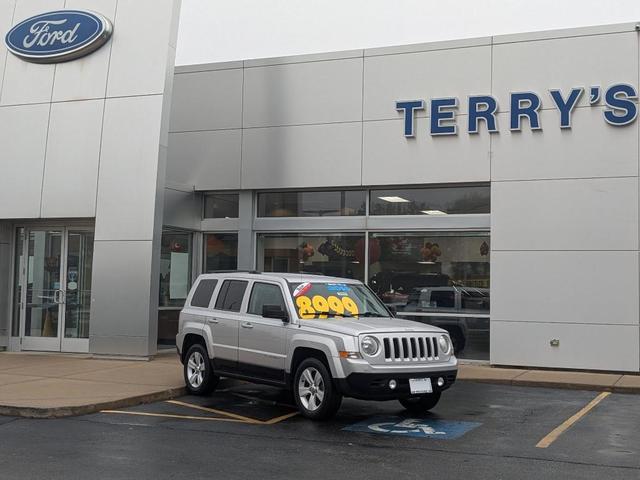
[4,10,112,64]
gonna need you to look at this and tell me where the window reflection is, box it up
[370,185,490,216]
[204,233,238,272]
[204,193,239,218]
[159,232,192,308]
[257,233,365,281]
[258,190,366,217]
[368,233,490,360]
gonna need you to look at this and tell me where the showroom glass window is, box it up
[370,185,490,216]
[204,193,239,218]
[159,231,193,308]
[204,233,238,272]
[257,233,366,281]
[368,232,490,360]
[158,231,193,346]
[258,190,366,217]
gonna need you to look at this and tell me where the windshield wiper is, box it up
[308,310,355,318]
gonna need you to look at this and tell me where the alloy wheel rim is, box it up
[187,351,205,388]
[298,367,325,411]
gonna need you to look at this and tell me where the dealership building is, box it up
[0,1,639,373]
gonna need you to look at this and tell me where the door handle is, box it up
[54,289,65,304]
[241,322,254,329]
[207,318,219,324]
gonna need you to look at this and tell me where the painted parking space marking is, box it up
[343,416,481,439]
[100,398,299,425]
[166,399,263,424]
[99,410,246,423]
[536,391,610,449]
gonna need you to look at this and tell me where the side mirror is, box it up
[262,304,289,322]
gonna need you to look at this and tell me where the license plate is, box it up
[409,378,433,394]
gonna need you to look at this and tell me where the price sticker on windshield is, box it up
[295,295,359,319]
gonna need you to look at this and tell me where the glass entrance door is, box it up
[16,227,94,353]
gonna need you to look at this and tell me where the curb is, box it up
[459,377,640,394]
[0,386,187,419]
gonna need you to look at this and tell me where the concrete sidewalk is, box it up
[0,351,185,418]
[0,352,638,418]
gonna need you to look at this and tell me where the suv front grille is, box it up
[382,335,439,362]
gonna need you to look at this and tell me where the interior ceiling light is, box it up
[378,196,410,203]
[421,210,447,215]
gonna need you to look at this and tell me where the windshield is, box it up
[288,281,390,320]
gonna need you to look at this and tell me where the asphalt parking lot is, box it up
[0,380,638,479]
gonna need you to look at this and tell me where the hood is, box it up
[298,316,446,336]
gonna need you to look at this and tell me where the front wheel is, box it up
[399,392,442,413]
[183,343,218,395]
[293,358,342,420]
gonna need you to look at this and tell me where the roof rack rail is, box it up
[298,271,325,275]
[207,270,262,274]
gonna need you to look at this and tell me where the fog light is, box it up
[437,377,445,387]
[388,379,397,390]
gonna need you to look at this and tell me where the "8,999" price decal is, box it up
[295,295,359,319]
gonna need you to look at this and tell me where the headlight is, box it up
[360,336,380,356]
[438,335,452,355]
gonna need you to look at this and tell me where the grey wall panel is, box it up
[90,240,154,339]
[163,187,201,230]
[243,58,363,127]
[492,250,639,325]
[95,95,164,241]
[362,117,490,185]
[491,321,639,371]
[40,100,103,218]
[170,69,243,132]
[0,0,64,106]
[106,0,177,98]
[167,130,242,190]
[491,107,638,181]
[51,0,116,102]
[492,32,638,112]
[0,104,49,218]
[492,177,638,251]
[0,1,15,97]
[363,46,491,120]
[241,122,362,189]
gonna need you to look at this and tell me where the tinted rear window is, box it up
[191,279,218,308]
[214,280,248,312]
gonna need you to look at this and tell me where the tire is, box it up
[293,358,342,420]
[399,392,442,413]
[183,343,218,395]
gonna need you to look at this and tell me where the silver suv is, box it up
[176,272,458,420]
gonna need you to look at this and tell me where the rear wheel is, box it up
[293,358,342,420]
[183,343,218,395]
[399,392,442,413]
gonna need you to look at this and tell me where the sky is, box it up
[175,0,640,65]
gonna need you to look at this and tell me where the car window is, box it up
[214,280,248,312]
[190,279,218,308]
[248,282,286,316]
[429,290,455,309]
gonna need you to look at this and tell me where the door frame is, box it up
[11,221,94,353]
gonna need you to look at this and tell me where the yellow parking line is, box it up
[166,399,299,425]
[100,410,246,423]
[261,411,299,425]
[166,399,262,424]
[536,391,611,448]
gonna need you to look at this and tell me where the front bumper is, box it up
[336,370,457,400]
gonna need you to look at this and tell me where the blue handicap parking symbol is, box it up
[343,416,481,439]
